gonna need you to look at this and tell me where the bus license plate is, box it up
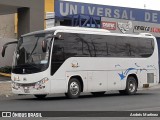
[24,87,30,93]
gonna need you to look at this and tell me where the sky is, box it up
[63,0,160,10]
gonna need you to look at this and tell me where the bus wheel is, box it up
[91,92,105,96]
[65,78,81,99]
[34,94,47,99]
[125,76,138,95]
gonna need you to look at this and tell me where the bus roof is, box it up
[22,26,154,38]
[22,26,110,37]
[46,26,111,33]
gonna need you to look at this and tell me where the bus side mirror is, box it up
[42,40,47,52]
[1,45,7,57]
[1,41,18,57]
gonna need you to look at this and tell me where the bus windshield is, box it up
[12,33,52,74]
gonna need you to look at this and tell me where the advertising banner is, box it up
[55,0,160,24]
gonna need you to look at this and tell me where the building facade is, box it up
[0,0,53,67]
[54,0,160,37]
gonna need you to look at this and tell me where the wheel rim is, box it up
[128,81,136,92]
[70,82,79,95]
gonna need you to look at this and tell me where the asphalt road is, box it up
[1,89,160,111]
[0,76,11,82]
[0,88,160,120]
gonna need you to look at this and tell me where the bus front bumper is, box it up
[11,81,50,95]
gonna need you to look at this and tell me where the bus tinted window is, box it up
[53,33,154,59]
[90,35,154,58]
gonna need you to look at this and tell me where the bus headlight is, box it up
[35,77,49,90]
[12,82,20,90]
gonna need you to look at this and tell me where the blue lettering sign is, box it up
[55,1,160,24]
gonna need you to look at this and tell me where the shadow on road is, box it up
[12,92,156,101]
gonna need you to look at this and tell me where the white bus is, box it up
[1,26,159,99]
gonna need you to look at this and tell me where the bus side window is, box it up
[137,38,154,57]
[51,34,66,75]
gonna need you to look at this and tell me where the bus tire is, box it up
[65,78,81,99]
[91,92,105,96]
[34,94,47,99]
[124,76,138,95]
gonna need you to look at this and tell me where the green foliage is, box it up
[0,66,12,73]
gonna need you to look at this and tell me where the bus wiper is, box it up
[26,37,40,64]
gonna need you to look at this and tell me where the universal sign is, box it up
[55,1,160,24]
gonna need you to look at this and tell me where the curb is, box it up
[137,84,160,91]
[0,81,11,83]
[0,72,11,77]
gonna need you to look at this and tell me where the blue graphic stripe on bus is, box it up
[117,63,156,80]
[124,68,136,75]
[118,68,137,80]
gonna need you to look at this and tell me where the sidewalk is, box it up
[0,76,12,97]
[0,82,12,97]
[136,84,160,90]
